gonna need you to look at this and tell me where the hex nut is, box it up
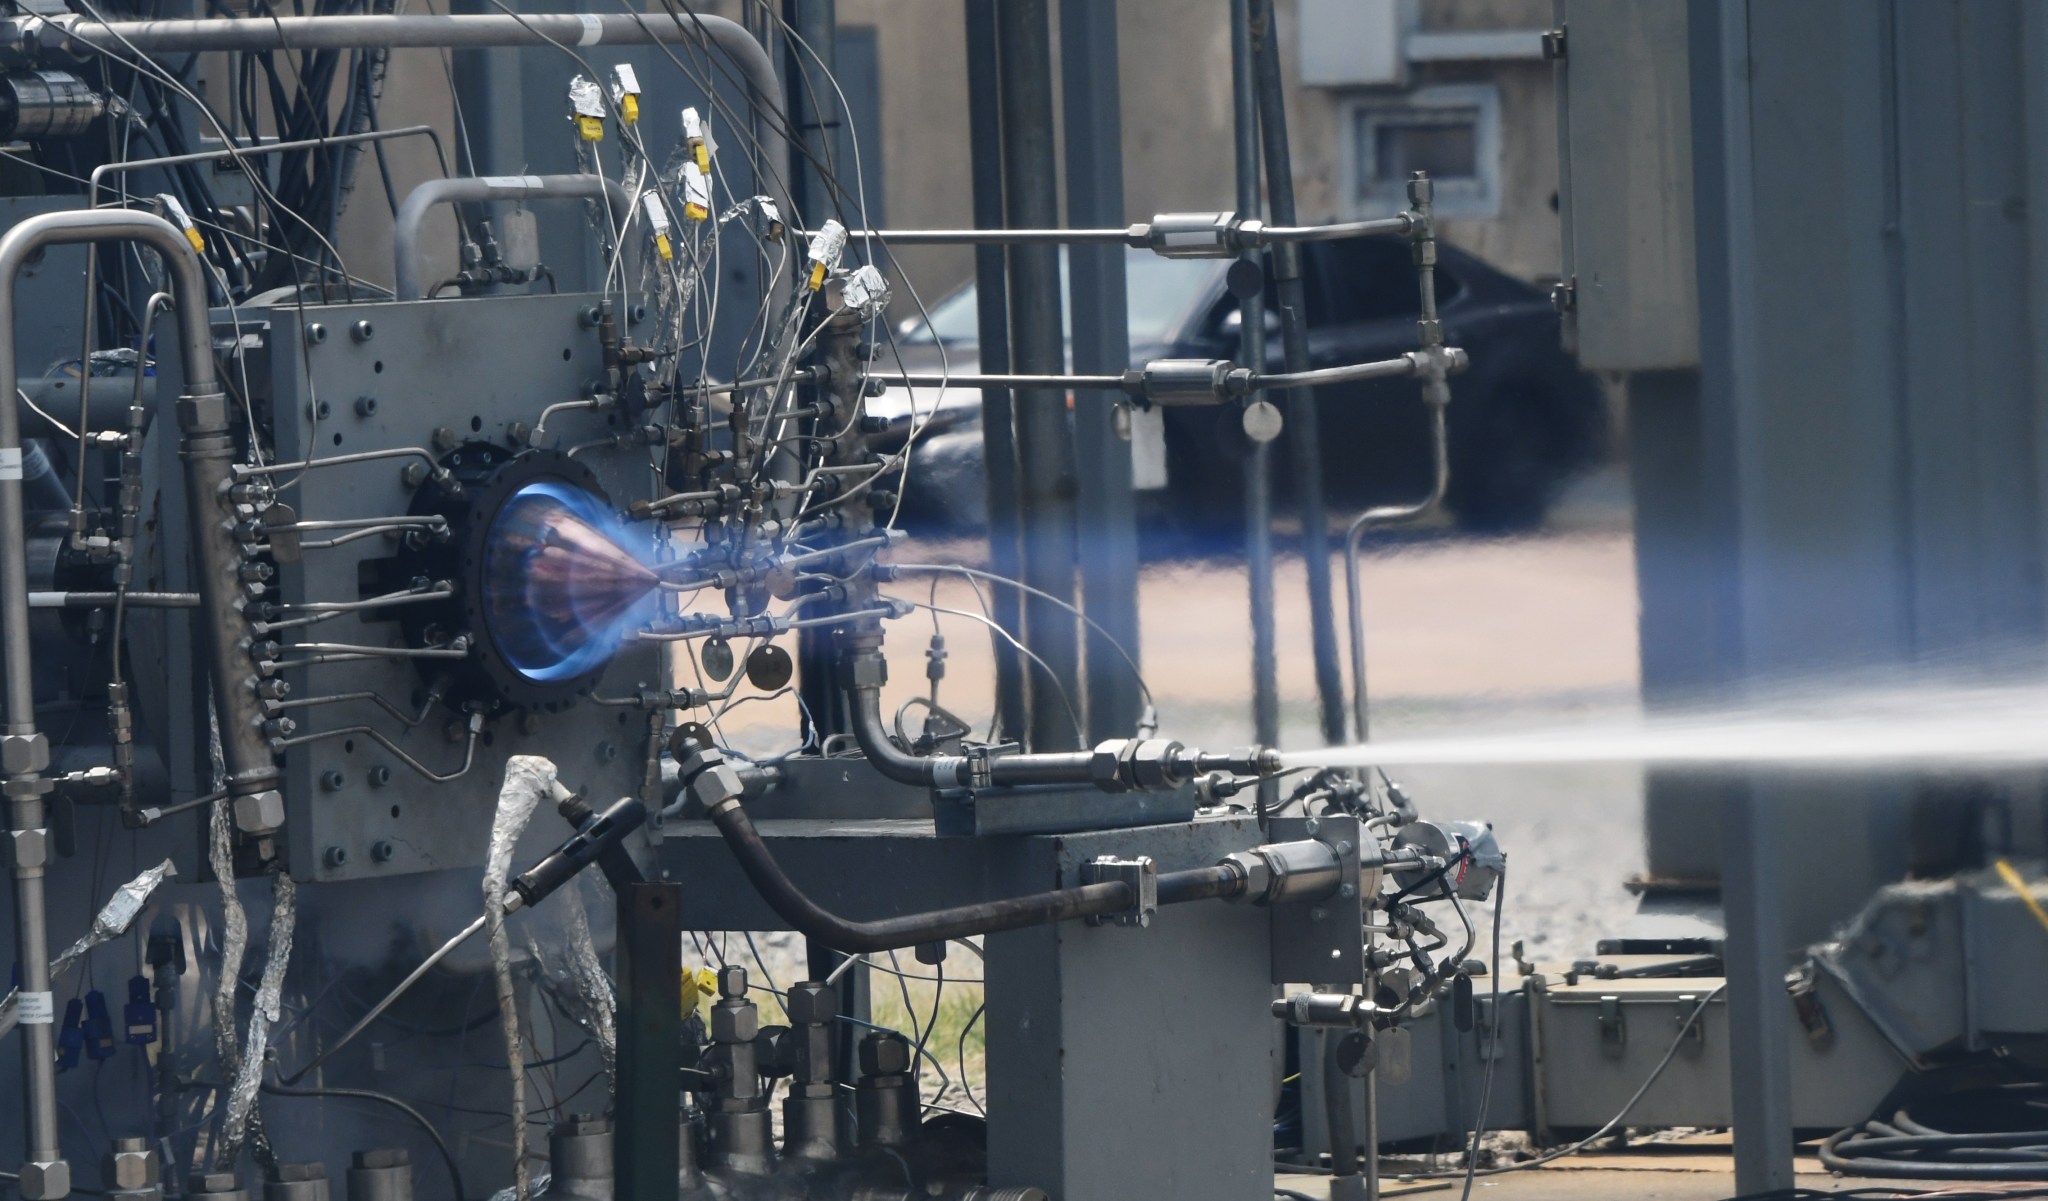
[190,1171,243,1194]
[860,1031,912,1077]
[710,1002,759,1044]
[9,827,48,869]
[351,1149,409,1170]
[785,982,836,1025]
[274,1162,325,1182]
[1221,850,1273,904]
[557,1114,610,1135]
[691,761,744,809]
[1,731,49,773]
[103,1143,160,1191]
[717,964,748,999]
[1088,741,1124,788]
[19,1161,70,1200]
[233,789,285,835]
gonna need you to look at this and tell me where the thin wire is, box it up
[890,595,1085,745]
[1459,865,1505,1201]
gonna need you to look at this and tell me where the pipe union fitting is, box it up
[1220,850,1273,904]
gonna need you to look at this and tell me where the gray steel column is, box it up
[965,0,1026,742]
[996,0,1081,751]
[781,0,839,225]
[1248,0,1345,747]
[614,882,683,1199]
[1058,0,1140,743]
[1231,0,1279,805]
[1686,2,1791,1189]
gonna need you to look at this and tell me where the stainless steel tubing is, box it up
[1343,396,1449,742]
[1,207,254,1199]
[33,12,786,203]
[392,174,632,300]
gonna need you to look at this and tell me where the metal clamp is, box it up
[1082,855,1157,928]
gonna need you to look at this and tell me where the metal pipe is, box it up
[0,207,264,1198]
[29,590,199,608]
[1344,393,1449,743]
[846,678,970,788]
[87,124,448,206]
[1249,0,1346,747]
[964,0,1025,742]
[1231,0,1279,820]
[392,174,632,299]
[998,0,1082,753]
[793,216,1414,247]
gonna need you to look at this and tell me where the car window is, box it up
[897,250,1217,348]
[1309,236,1464,324]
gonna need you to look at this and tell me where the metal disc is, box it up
[745,643,794,690]
[668,722,715,759]
[1242,399,1284,444]
[1336,1031,1375,1077]
[701,637,735,681]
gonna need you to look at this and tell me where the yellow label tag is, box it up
[619,94,639,125]
[808,260,827,291]
[182,226,205,255]
[576,115,605,142]
[655,232,673,260]
[692,143,710,173]
[683,967,718,1022]
[684,202,708,223]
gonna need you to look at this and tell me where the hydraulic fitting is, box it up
[1221,839,1345,907]
[1273,991,1378,1029]
[856,1030,919,1150]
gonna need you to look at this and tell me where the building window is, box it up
[1344,84,1501,219]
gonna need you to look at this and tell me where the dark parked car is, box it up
[866,237,1606,536]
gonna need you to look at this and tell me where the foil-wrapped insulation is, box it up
[488,755,559,1201]
[0,859,176,1037]
[524,875,617,1092]
[206,795,272,1171]
[218,870,296,1163]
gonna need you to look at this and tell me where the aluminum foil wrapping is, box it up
[490,755,558,1201]
[0,858,175,1037]
[218,869,295,1161]
[488,1171,550,1201]
[841,263,892,320]
[566,74,605,119]
[524,877,617,1091]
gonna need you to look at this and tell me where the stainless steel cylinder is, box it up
[345,1149,412,1201]
[0,70,102,139]
[540,1116,613,1201]
[781,1088,843,1161]
[707,1109,774,1176]
[1262,838,1343,904]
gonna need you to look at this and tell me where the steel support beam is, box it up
[1059,0,1141,743]
[615,881,684,1199]
[966,0,1026,742]
[995,0,1081,751]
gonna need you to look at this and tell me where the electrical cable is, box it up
[1458,865,1505,1201]
[259,1072,468,1201]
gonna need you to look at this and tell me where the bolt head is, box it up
[350,319,374,343]
[1,731,49,773]
[323,845,349,869]
[355,395,379,417]
[351,1149,409,1170]
[304,322,327,345]
[232,789,284,835]
[18,1162,69,1200]
[190,1171,241,1194]
[859,1031,912,1077]
[103,1144,159,1190]
[371,840,396,863]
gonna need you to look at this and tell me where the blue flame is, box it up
[481,479,660,684]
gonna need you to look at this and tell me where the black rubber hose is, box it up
[1158,864,1245,905]
[1820,1120,2048,1180]
[708,798,1133,951]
